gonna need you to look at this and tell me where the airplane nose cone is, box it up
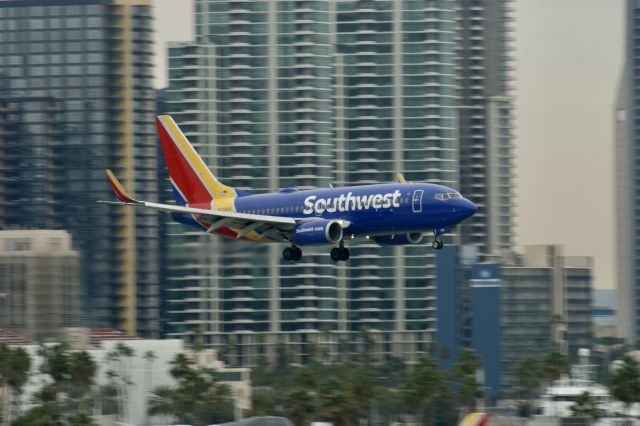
[463,198,477,219]
[450,198,477,222]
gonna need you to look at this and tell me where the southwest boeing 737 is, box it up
[104,115,477,262]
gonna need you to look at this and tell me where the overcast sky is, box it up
[152,0,625,290]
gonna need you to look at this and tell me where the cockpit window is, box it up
[435,192,462,201]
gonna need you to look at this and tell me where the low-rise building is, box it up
[436,245,594,402]
[3,328,250,425]
[0,230,81,342]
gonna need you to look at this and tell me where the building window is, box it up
[5,239,32,252]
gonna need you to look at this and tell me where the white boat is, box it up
[537,349,640,425]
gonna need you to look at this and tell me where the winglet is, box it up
[396,173,406,183]
[106,169,137,203]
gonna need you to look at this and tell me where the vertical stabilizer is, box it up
[155,115,235,206]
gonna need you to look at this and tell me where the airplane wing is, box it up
[102,170,297,241]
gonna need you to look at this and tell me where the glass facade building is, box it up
[456,0,515,255]
[162,0,463,365]
[334,0,457,343]
[617,0,640,343]
[0,0,159,337]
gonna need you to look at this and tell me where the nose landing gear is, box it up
[431,238,444,250]
[282,246,302,262]
[431,227,449,250]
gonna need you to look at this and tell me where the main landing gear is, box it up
[330,241,350,262]
[282,243,350,262]
[282,246,302,262]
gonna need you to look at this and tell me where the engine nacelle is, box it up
[291,219,343,245]
[372,232,424,246]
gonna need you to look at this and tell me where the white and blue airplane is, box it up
[105,115,477,262]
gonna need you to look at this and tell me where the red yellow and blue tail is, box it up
[458,413,488,426]
[155,115,236,209]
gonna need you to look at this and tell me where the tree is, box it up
[68,351,97,413]
[346,366,379,421]
[450,348,483,411]
[142,350,157,425]
[318,376,357,426]
[569,391,602,420]
[357,327,375,364]
[403,355,449,425]
[283,387,315,426]
[608,355,640,416]
[516,357,541,417]
[539,344,569,382]
[105,343,136,421]
[0,344,31,424]
[148,353,234,426]
[14,345,97,426]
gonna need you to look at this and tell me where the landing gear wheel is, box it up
[283,247,295,261]
[292,247,302,261]
[283,246,302,262]
[330,247,342,261]
[331,247,350,261]
[340,247,350,260]
[431,240,444,250]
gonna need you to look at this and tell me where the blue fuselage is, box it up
[231,182,476,237]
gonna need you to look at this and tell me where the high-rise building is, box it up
[164,2,339,363]
[334,0,457,352]
[162,0,462,364]
[456,0,515,255]
[616,1,637,342]
[0,0,159,337]
[0,230,81,342]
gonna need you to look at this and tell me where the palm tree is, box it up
[68,350,97,413]
[569,391,602,420]
[403,355,448,425]
[107,343,135,421]
[148,353,234,426]
[318,376,357,426]
[346,366,379,421]
[16,344,98,424]
[38,343,71,389]
[0,344,31,424]
[169,352,193,380]
[451,348,483,411]
[516,357,541,417]
[148,385,179,421]
[142,350,156,425]
[283,387,315,426]
[539,344,569,382]
[608,355,640,416]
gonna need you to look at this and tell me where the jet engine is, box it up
[372,232,423,246]
[291,219,343,245]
